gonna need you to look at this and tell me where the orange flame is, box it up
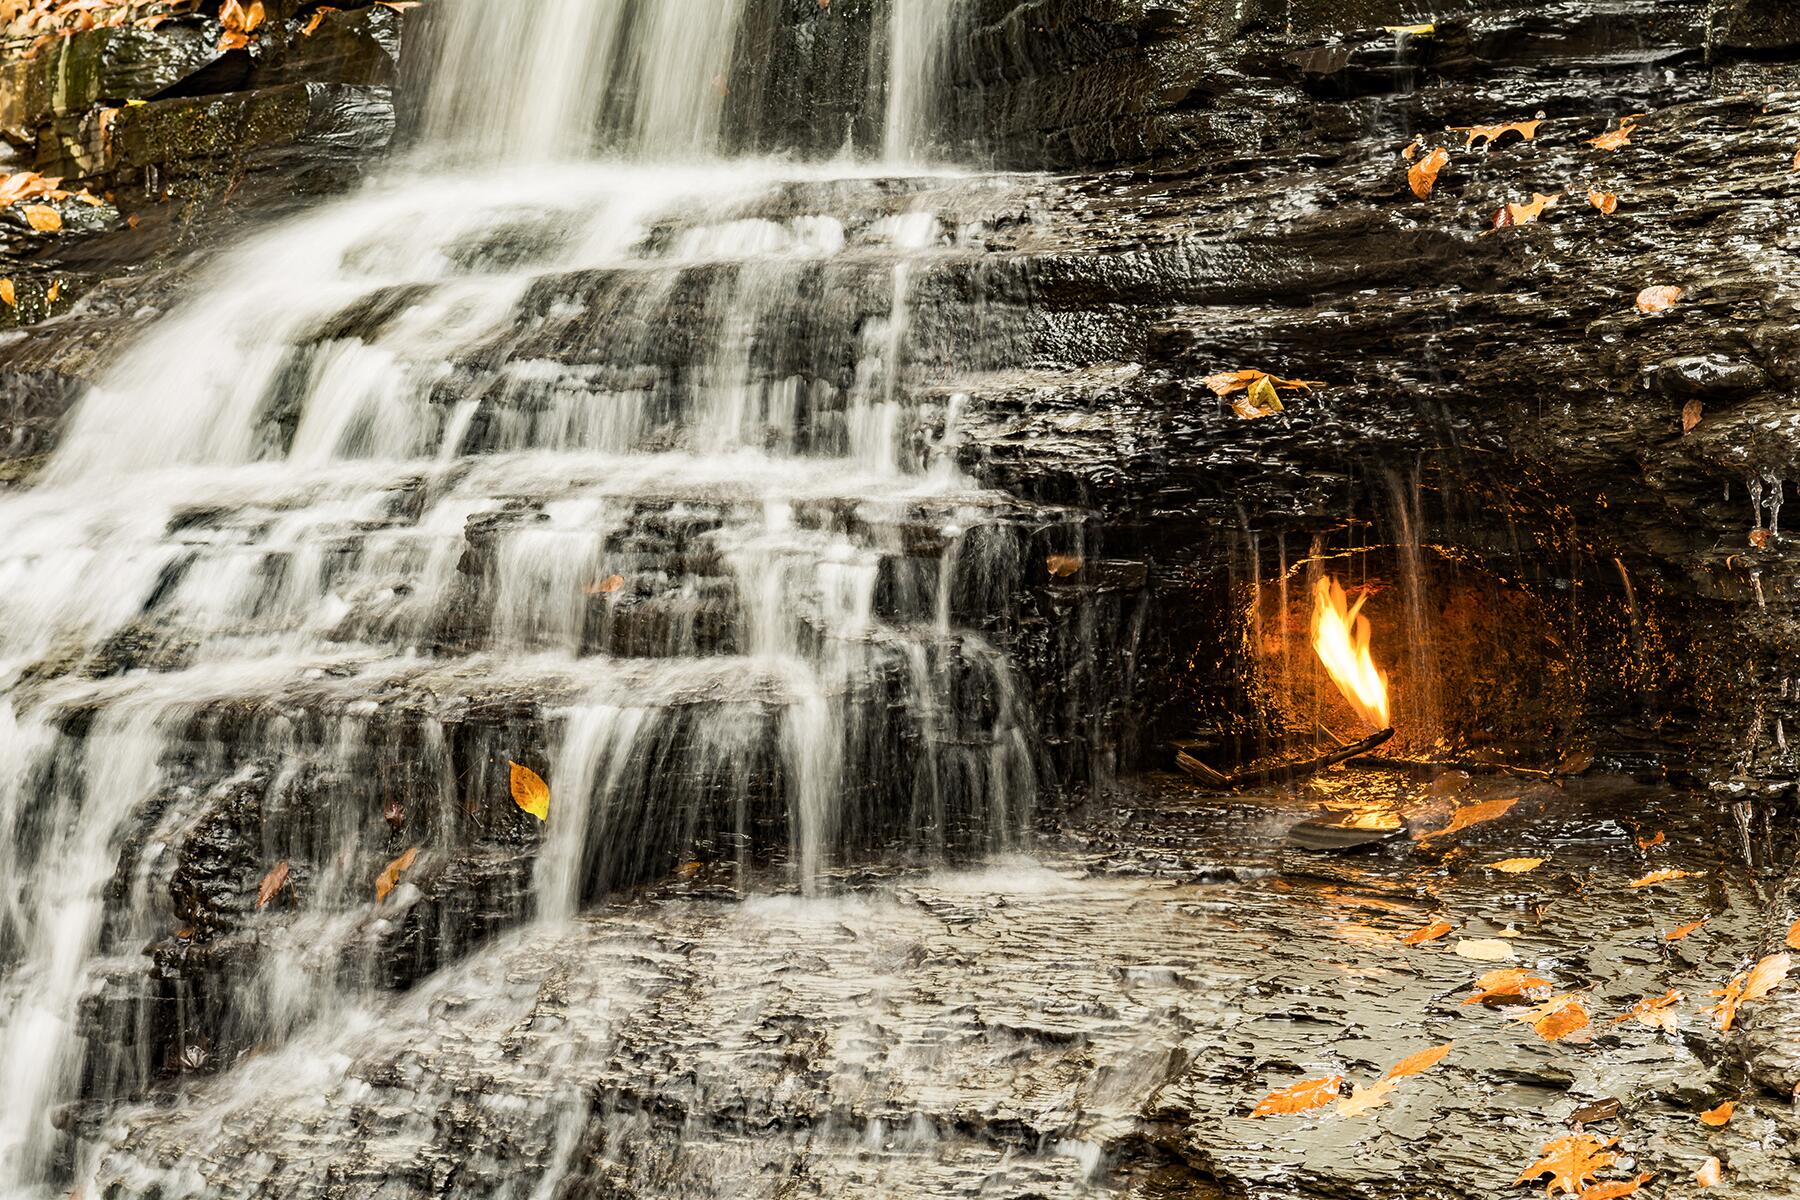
[1311,576,1390,730]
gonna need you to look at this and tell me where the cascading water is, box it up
[0,2,1056,1195]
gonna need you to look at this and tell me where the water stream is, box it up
[0,2,1053,1193]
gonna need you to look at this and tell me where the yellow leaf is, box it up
[46,279,59,304]
[1384,23,1435,36]
[1741,951,1791,1002]
[302,7,339,36]
[1488,857,1546,874]
[374,846,419,902]
[21,203,61,231]
[1611,988,1681,1030]
[1698,1101,1734,1127]
[1383,1042,1453,1079]
[1578,1173,1655,1200]
[0,278,13,308]
[1486,192,1558,233]
[1232,374,1285,419]
[1454,937,1515,961]
[510,760,551,822]
[1250,1074,1341,1117]
[1463,968,1554,1005]
[1336,1078,1396,1118]
[1201,369,1324,397]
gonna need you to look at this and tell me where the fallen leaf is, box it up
[1521,995,1591,1042]
[1787,918,1800,951]
[1400,918,1454,945]
[1401,137,1420,161]
[256,860,290,910]
[1233,374,1285,419]
[1635,830,1664,849]
[374,846,419,903]
[1487,192,1559,233]
[1664,917,1708,942]
[1465,968,1555,1005]
[1635,285,1681,314]
[1515,1134,1619,1196]
[1588,190,1618,215]
[1456,937,1516,962]
[1578,1173,1654,1200]
[1704,974,1746,1031]
[1489,857,1547,874]
[45,278,59,303]
[1750,528,1772,550]
[1384,1042,1453,1079]
[1698,1101,1734,1127]
[301,6,338,35]
[585,574,626,595]
[1426,796,1518,839]
[21,203,61,231]
[1452,119,1543,149]
[1568,1098,1622,1125]
[1589,121,1638,152]
[1385,23,1436,37]
[1045,554,1083,577]
[1612,989,1682,1030]
[509,761,551,822]
[1201,369,1325,397]
[1695,1157,1722,1188]
[1629,867,1699,888]
[0,279,13,308]
[1336,1078,1396,1117]
[1250,1074,1342,1117]
[1409,146,1451,199]
[1742,951,1791,1002]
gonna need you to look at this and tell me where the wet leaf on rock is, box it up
[21,203,60,231]
[1635,830,1664,850]
[1664,916,1708,942]
[1695,1157,1722,1188]
[374,847,419,903]
[1464,968,1555,1005]
[1250,1074,1342,1117]
[1589,121,1639,152]
[1489,857,1546,874]
[1628,867,1699,888]
[1567,1098,1621,1125]
[585,574,626,595]
[1045,555,1083,578]
[1201,369,1325,397]
[1384,23,1435,37]
[1233,375,1285,419]
[510,761,551,822]
[1698,1101,1734,1127]
[1612,989,1681,1031]
[1486,192,1558,234]
[1409,147,1450,199]
[1786,918,1800,951]
[1578,1173,1654,1199]
[256,860,291,910]
[1455,937,1516,962]
[1587,190,1618,215]
[1425,796,1517,840]
[1635,286,1681,314]
[1514,1134,1619,1196]
[302,6,338,35]
[1400,918,1454,945]
[1384,1041,1453,1079]
[1515,995,1591,1042]
[1336,1078,1396,1117]
[0,279,14,308]
[1452,119,1543,149]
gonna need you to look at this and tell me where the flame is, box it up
[1310,576,1391,730]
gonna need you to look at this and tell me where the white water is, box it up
[0,2,1045,1195]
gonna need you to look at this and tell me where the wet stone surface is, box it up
[77,770,1800,1199]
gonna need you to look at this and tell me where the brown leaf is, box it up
[1628,867,1699,888]
[1425,796,1518,840]
[1336,1078,1395,1118]
[1684,399,1707,434]
[301,6,338,35]
[1568,1098,1622,1125]
[1663,917,1708,942]
[21,203,61,231]
[383,796,405,830]
[1250,1074,1342,1117]
[256,860,290,910]
[1232,374,1285,419]
[1045,555,1083,578]
[374,846,419,903]
[1698,1101,1735,1127]
[1400,918,1454,945]
[509,761,551,822]
[1401,137,1420,161]
[1577,1173,1654,1200]
[585,574,626,595]
[1694,1157,1722,1188]
[1589,122,1638,152]
[1634,285,1681,314]
[1489,857,1546,874]
[1635,830,1664,849]
[1464,968,1555,1005]
[1612,989,1682,1030]
[1750,528,1772,550]
[1409,146,1450,199]
[1451,119,1543,149]
[1201,369,1325,397]
[1587,190,1618,215]
[1514,1134,1619,1196]
[1384,1041,1453,1079]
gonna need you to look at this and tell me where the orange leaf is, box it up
[1409,146,1450,199]
[1489,857,1546,874]
[1425,796,1517,840]
[1742,951,1791,1002]
[509,761,551,822]
[1336,1078,1395,1118]
[21,203,61,231]
[1663,917,1708,942]
[1634,286,1681,314]
[1786,918,1800,951]
[1401,137,1420,161]
[1045,555,1083,578]
[0,278,14,308]
[1487,192,1559,233]
[1515,1135,1619,1196]
[1635,831,1664,850]
[1464,968,1555,1005]
[1232,374,1285,419]
[256,860,291,910]
[1250,1074,1342,1117]
[1750,528,1772,550]
[1612,989,1681,1030]
[585,574,625,595]
[1527,996,1591,1042]
[1587,190,1618,215]
[1629,867,1698,888]
[374,846,419,903]
[1698,1101,1734,1127]
[1704,974,1745,1031]
[45,278,59,303]
[1589,122,1638,152]
[1578,1173,1654,1200]
[1681,400,1702,435]
[1695,1157,1722,1188]
[1400,918,1454,945]
[1384,1041,1453,1079]
[301,6,338,35]
[1200,369,1325,397]
[1451,119,1543,149]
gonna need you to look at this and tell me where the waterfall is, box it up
[0,3,1044,1196]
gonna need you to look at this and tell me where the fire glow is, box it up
[1311,576,1391,731]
